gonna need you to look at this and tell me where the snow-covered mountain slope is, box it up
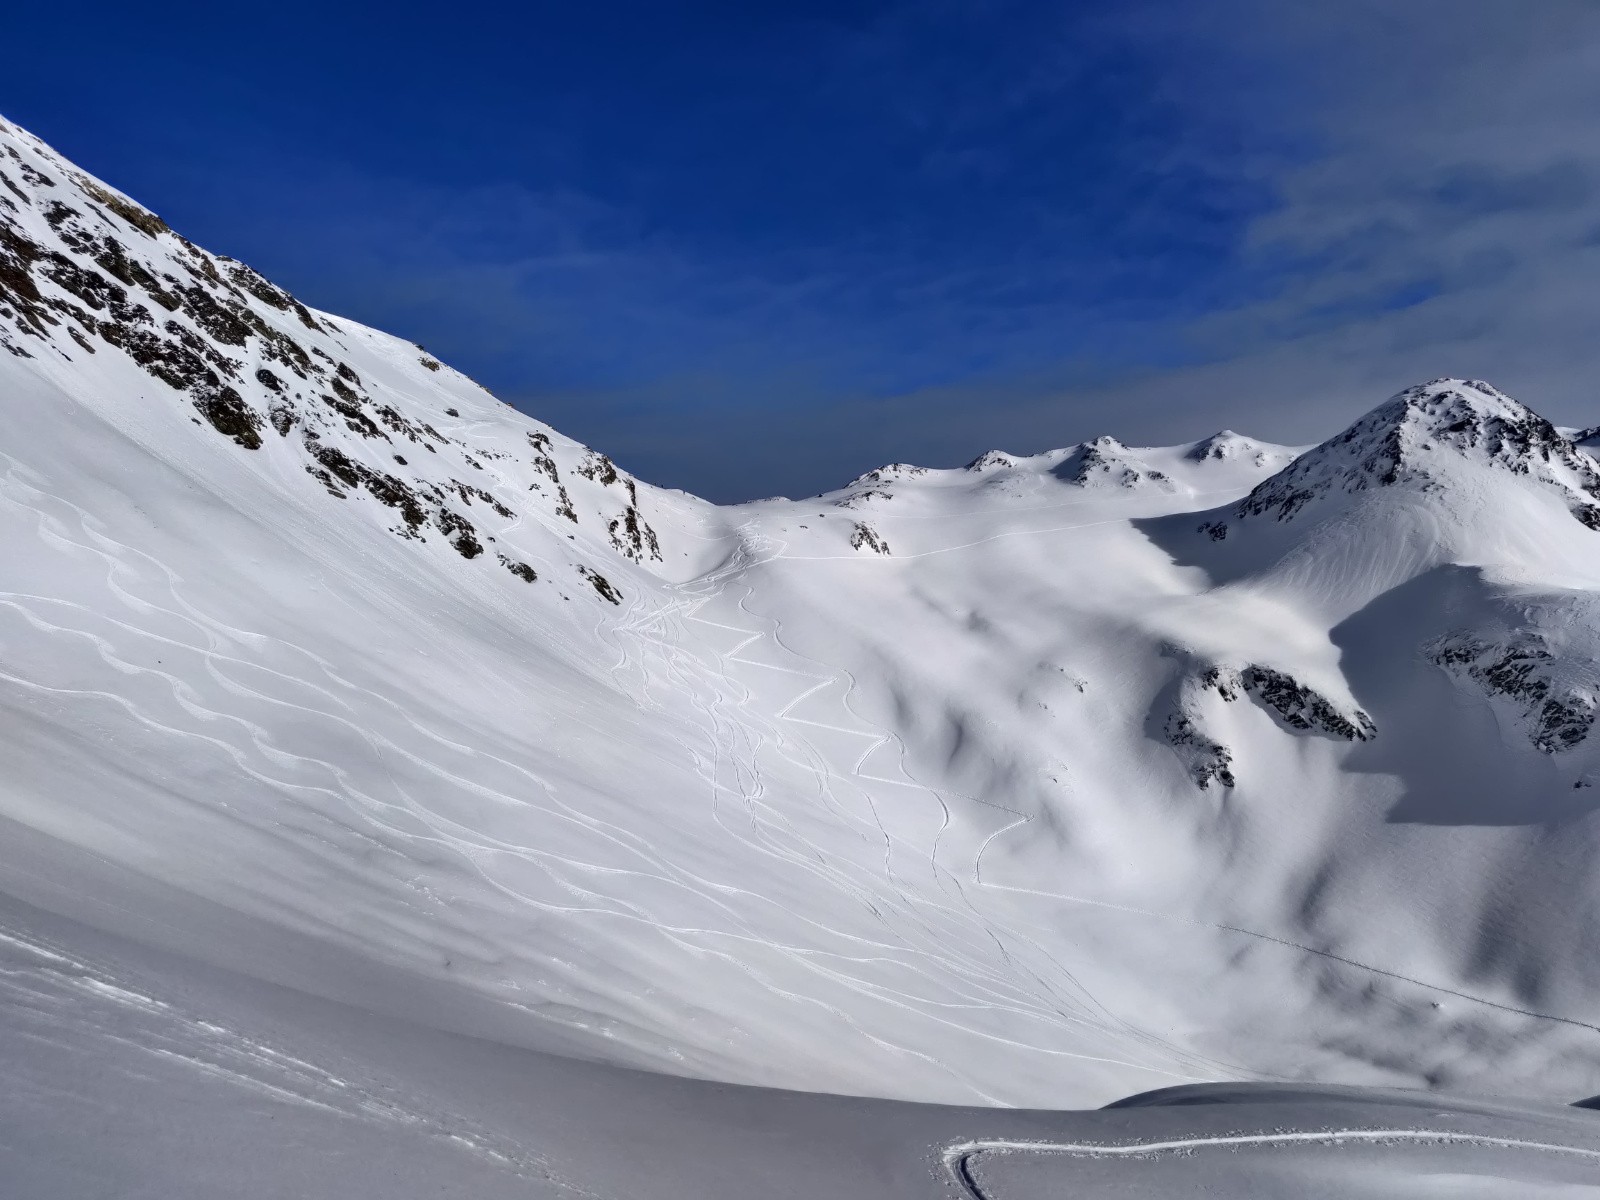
[6,113,1600,1114]
[8,891,1600,1200]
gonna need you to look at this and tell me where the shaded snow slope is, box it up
[6,892,1600,1199]
[6,113,1600,1113]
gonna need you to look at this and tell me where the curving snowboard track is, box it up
[12,426,1597,1102]
[605,521,1252,1098]
[604,512,1600,1099]
[941,1130,1600,1199]
[0,916,603,1197]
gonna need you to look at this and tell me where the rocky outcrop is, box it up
[835,488,892,509]
[1054,437,1171,490]
[853,462,929,485]
[1164,712,1237,789]
[0,118,687,598]
[576,451,620,486]
[1218,665,1377,742]
[498,555,537,583]
[1189,662,1375,741]
[1162,660,1373,791]
[577,565,622,605]
[1186,430,1276,464]
[609,487,663,563]
[964,450,1015,472]
[850,522,890,555]
[1429,633,1597,752]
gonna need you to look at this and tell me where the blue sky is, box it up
[8,1,1600,499]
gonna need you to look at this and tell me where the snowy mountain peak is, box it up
[837,429,1300,511]
[964,448,1017,472]
[1234,377,1600,527]
[1052,436,1172,490]
[848,461,932,486]
[1187,429,1263,462]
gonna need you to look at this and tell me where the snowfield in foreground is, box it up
[5,110,1600,1193]
[6,892,1600,1198]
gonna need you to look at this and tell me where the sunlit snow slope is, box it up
[5,114,1600,1109]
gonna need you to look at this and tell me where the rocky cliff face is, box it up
[1430,632,1598,752]
[0,115,681,604]
[1162,661,1376,790]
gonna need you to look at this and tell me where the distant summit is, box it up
[1233,378,1600,528]
[1186,430,1272,463]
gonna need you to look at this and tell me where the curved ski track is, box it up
[606,521,1250,1098]
[8,437,1596,1104]
[605,508,1600,1096]
[942,1129,1600,1199]
[0,920,600,1195]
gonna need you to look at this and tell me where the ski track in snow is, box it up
[6,445,1180,1095]
[607,519,1255,1096]
[0,922,603,1196]
[611,506,1600,1093]
[778,499,1600,1047]
[941,1129,1600,1199]
[2,458,885,1053]
[9,433,1598,1102]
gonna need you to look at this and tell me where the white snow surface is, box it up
[5,112,1600,1128]
[8,891,1600,1199]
